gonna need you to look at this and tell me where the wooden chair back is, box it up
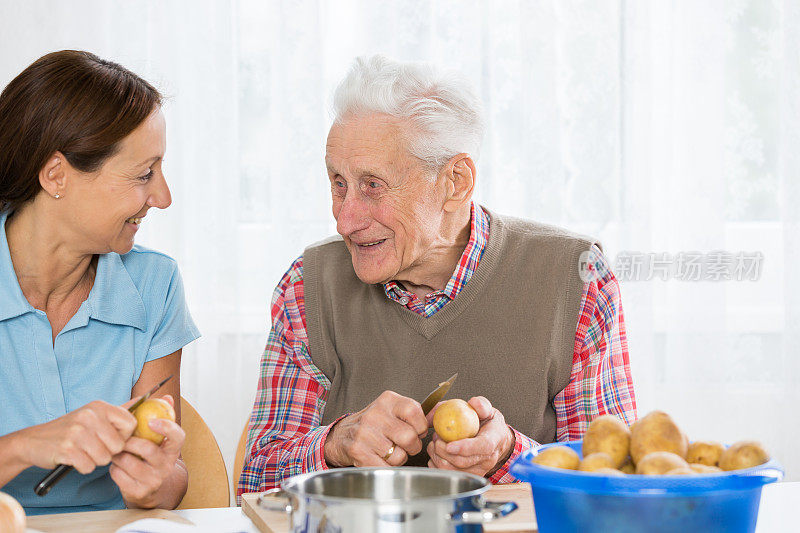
[177,397,230,509]
[233,422,248,497]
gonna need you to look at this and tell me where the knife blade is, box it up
[34,374,174,496]
[420,373,458,415]
[126,374,173,414]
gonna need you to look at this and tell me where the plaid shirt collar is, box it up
[383,202,489,315]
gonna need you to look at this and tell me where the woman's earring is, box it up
[54,193,61,199]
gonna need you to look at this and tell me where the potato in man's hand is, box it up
[433,399,480,442]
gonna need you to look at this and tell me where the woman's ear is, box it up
[38,152,67,199]
[441,154,476,213]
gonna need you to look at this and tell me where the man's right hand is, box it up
[323,391,429,467]
[16,399,138,474]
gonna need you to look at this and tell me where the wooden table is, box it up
[26,481,798,532]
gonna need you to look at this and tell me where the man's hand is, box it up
[324,391,429,467]
[427,396,515,477]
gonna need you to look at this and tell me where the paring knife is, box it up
[420,373,458,415]
[34,374,174,496]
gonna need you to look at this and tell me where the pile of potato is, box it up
[532,410,770,476]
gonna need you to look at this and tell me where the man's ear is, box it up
[38,152,68,199]
[441,154,476,213]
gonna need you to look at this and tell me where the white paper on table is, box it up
[115,518,250,533]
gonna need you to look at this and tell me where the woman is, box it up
[0,51,199,515]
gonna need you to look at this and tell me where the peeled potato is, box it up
[686,441,724,467]
[579,452,616,472]
[636,451,689,475]
[433,399,480,443]
[690,463,723,474]
[582,415,631,468]
[0,492,25,533]
[719,441,769,471]
[133,397,176,445]
[532,446,581,470]
[630,411,688,464]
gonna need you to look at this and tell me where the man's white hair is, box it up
[332,55,484,171]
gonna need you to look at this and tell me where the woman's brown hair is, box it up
[0,50,162,213]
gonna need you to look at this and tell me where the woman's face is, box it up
[60,109,171,255]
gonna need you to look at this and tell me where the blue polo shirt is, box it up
[0,210,200,515]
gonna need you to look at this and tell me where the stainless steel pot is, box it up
[257,467,518,533]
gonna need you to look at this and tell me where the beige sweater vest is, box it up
[304,209,598,463]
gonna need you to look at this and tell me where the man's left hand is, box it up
[427,396,515,477]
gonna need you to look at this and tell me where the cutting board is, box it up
[26,508,193,532]
[241,482,537,533]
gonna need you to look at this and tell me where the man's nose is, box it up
[148,172,172,210]
[336,190,370,236]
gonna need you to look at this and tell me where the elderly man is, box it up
[238,56,636,496]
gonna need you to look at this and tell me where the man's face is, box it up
[325,113,446,284]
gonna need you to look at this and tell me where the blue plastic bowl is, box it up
[509,440,783,533]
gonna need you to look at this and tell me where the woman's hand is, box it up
[109,395,187,508]
[16,399,138,474]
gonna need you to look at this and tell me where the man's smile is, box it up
[353,238,387,248]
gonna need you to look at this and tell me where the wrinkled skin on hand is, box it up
[324,390,429,467]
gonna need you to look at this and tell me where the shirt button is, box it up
[398,296,410,305]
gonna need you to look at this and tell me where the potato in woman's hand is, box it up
[719,441,769,471]
[132,397,175,445]
[532,446,580,470]
[636,451,689,475]
[686,441,724,467]
[582,415,631,468]
[630,411,688,464]
[579,452,616,472]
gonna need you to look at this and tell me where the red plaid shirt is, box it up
[238,204,636,498]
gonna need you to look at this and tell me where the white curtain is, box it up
[1,0,796,491]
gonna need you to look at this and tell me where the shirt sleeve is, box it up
[237,256,336,501]
[488,427,538,483]
[146,262,200,362]
[553,244,638,441]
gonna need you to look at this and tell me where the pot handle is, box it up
[450,500,518,524]
[256,488,293,514]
